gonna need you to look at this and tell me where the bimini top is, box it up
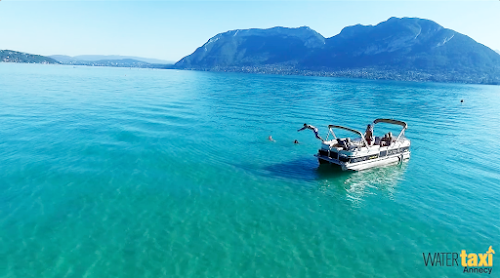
[327,125,369,147]
[327,125,364,137]
[373,119,408,129]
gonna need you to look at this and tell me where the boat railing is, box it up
[326,125,369,148]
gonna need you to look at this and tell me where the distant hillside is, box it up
[51,55,173,64]
[175,26,325,68]
[54,58,151,67]
[175,17,500,85]
[1,50,59,64]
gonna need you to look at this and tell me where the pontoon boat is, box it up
[315,119,410,171]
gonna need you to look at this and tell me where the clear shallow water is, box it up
[0,63,499,277]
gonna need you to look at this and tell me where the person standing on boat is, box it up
[364,124,374,145]
[297,124,323,141]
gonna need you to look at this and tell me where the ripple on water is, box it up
[0,64,499,278]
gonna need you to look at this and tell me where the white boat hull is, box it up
[316,151,410,171]
[316,140,411,171]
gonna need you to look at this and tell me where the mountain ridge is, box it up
[1,50,174,69]
[175,17,500,85]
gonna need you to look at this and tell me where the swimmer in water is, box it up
[294,140,299,144]
[268,135,275,142]
[297,124,323,141]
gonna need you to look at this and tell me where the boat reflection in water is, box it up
[316,162,409,205]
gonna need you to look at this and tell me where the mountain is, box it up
[496,50,500,55]
[50,55,173,64]
[306,17,500,71]
[175,17,500,84]
[1,50,60,64]
[176,26,325,68]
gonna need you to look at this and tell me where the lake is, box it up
[1,63,499,277]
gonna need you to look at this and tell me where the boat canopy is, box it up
[328,125,364,137]
[327,125,368,147]
[373,119,408,129]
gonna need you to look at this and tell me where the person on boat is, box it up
[380,132,393,146]
[364,124,374,146]
[337,138,356,150]
[297,124,323,141]
[337,138,349,150]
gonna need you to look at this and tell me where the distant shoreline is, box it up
[2,61,498,86]
[176,66,500,85]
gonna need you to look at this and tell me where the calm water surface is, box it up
[1,63,499,277]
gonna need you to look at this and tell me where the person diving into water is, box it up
[297,124,323,141]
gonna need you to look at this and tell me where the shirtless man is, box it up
[297,123,323,141]
[364,124,374,145]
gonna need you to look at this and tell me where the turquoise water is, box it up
[1,63,499,277]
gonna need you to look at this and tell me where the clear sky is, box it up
[1,1,499,62]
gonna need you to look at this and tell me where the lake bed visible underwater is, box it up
[1,63,499,277]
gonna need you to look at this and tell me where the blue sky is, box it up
[1,1,498,62]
